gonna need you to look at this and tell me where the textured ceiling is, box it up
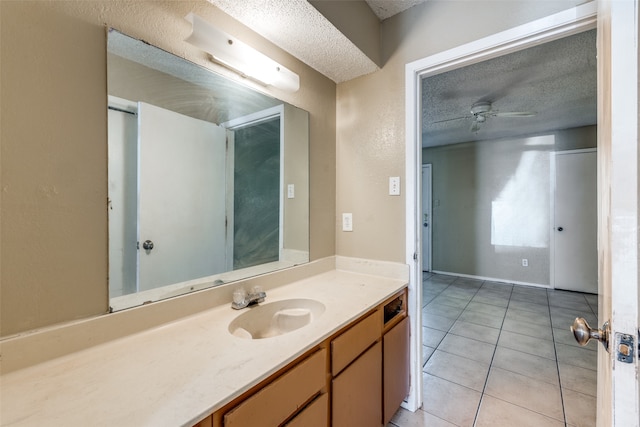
[207,0,380,83]
[422,29,597,147]
[365,0,427,20]
[206,1,595,146]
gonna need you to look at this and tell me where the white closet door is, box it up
[553,150,597,293]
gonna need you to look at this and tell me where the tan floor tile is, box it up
[389,407,456,427]
[475,395,564,427]
[437,334,495,364]
[449,320,500,344]
[422,326,447,348]
[492,346,559,385]
[423,313,456,332]
[422,373,481,427]
[563,388,596,427]
[505,307,551,327]
[471,293,510,307]
[423,302,464,319]
[431,295,470,309]
[558,362,597,397]
[485,367,564,421]
[458,310,504,328]
[424,350,490,391]
[556,343,597,370]
[498,330,556,359]
[502,317,553,340]
[466,301,507,317]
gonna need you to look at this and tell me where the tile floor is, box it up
[389,273,598,427]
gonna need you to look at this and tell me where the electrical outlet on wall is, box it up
[522,259,529,267]
[342,213,353,232]
[389,177,401,196]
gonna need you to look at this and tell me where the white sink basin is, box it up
[228,298,326,339]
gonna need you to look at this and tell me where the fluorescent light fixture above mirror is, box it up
[185,13,300,92]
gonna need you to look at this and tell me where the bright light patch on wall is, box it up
[184,13,300,92]
[525,134,556,146]
[491,148,551,248]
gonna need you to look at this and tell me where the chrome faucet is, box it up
[231,286,266,310]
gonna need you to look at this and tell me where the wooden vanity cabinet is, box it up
[193,416,212,427]
[284,393,329,427]
[331,310,382,426]
[382,290,410,425]
[196,287,408,427]
[221,348,327,427]
[383,316,410,425]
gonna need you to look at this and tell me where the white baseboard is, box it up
[430,270,551,289]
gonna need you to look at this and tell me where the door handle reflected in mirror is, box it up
[142,240,154,251]
[557,227,564,231]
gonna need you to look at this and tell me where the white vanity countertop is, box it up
[0,268,407,427]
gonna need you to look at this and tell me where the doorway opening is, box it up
[403,2,597,413]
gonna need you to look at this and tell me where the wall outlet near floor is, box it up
[342,213,353,232]
[522,258,529,267]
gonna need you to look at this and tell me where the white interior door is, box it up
[595,1,639,425]
[422,164,432,272]
[138,102,228,291]
[553,150,597,293]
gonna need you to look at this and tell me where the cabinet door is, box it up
[331,310,381,376]
[284,393,328,427]
[383,316,410,425]
[332,341,382,427]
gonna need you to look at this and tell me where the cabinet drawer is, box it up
[284,393,328,427]
[223,348,326,427]
[331,309,381,376]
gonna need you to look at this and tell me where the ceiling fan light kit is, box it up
[470,101,492,115]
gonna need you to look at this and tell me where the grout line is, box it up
[471,283,513,427]
[423,275,598,427]
[547,288,569,427]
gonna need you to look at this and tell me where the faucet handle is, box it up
[233,289,246,305]
[251,286,266,303]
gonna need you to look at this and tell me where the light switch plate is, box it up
[287,184,295,199]
[342,213,353,231]
[389,177,401,195]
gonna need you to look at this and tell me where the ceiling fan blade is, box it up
[494,111,537,118]
[430,115,471,124]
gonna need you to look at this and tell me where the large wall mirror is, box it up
[107,30,309,311]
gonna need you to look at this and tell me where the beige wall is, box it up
[0,0,336,337]
[424,126,596,285]
[335,0,586,263]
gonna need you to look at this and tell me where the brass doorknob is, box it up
[571,317,610,351]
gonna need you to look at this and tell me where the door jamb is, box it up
[403,2,597,411]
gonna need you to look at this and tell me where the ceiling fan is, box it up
[434,101,537,132]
